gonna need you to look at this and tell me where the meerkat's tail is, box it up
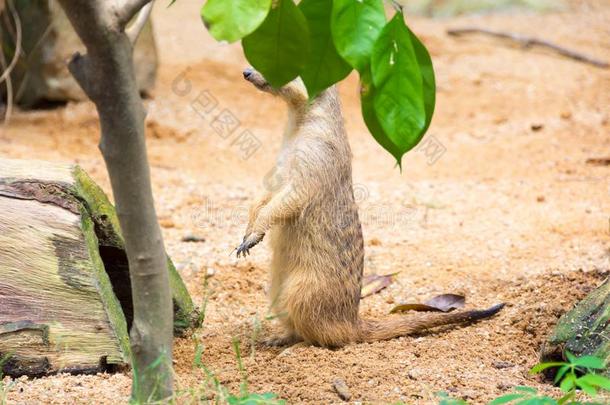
[359,303,505,342]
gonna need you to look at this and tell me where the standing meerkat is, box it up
[237,67,504,348]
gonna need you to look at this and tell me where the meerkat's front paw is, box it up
[236,232,264,258]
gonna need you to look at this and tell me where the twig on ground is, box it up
[447,27,609,69]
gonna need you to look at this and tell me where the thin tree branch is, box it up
[0,0,22,84]
[117,0,153,29]
[0,0,20,126]
[447,27,609,69]
[2,5,14,39]
[126,1,154,45]
[66,52,93,98]
[15,21,53,101]
[0,30,12,125]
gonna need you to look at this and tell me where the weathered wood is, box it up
[544,278,610,376]
[0,158,195,377]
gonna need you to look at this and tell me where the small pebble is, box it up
[493,361,515,369]
[332,378,351,401]
[497,382,513,390]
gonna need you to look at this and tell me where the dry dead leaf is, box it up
[390,293,465,314]
[360,273,397,298]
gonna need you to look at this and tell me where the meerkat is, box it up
[236,67,504,348]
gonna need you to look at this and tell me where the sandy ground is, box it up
[1,0,610,404]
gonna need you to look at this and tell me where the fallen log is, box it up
[0,158,196,377]
[544,277,610,376]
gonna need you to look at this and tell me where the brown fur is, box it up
[238,68,504,348]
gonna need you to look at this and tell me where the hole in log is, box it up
[540,343,566,383]
[1,354,52,378]
[98,246,134,332]
[28,99,68,110]
[540,343,591,386]
[99,355,127,374]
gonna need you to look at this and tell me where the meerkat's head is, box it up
[243,67,308,107]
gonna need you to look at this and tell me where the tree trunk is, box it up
[53,1,174,400]
[544,277,610,376]
[0,158,196,377]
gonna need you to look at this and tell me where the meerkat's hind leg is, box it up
[261,333,303,347]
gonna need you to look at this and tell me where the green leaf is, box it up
[228,393,285,405]
[514,386,538,394]
[201,0,272,43]
[360,69,404,166]
[260,393,276,399]
[243,0,310,88]
[554,365,570,384]
[576,379,598,396]
[193,343,204,368]
[530,362,567,375]
[145,352,168,371]
[371,13,426,156]
[407,24,436,133]
[571,356,606,370]
[299,0,352,100]
[516,398,557,405]
[565,351,577,364]
[489,393,527,404]
[559,374,576,393]
[435,391,468,405]
[557,390,575,405]
[578,373,610,391]
[331,0,386,73]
